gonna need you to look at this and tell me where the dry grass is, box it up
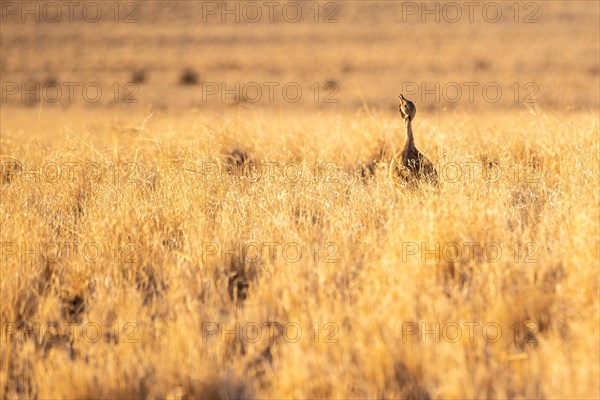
[2,1,598,111]
[1,0,599,398]
[1,107,598,399]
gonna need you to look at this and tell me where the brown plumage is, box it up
[394,94,438,185]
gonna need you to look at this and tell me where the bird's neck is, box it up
[402,117,415,156]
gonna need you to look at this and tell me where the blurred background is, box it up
[1,0,599,113]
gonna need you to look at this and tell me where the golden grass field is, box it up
[1,1,599,399]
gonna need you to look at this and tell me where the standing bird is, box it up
[393,94,438,185]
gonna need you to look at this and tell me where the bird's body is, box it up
[357,94,438,185]
[395,94,438,185]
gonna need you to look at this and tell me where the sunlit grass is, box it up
[0,107,598,398]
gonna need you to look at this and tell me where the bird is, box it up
[392,94,438,186]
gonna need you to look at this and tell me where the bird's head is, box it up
[398,94,416,121]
